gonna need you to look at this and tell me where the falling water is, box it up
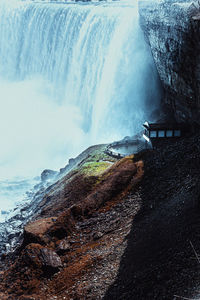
[0,0,161,219]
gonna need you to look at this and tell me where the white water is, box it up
[0,0,160,220]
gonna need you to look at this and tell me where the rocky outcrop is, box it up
[139,0,200,123]
[21,243,63,275]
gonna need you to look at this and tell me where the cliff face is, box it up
[139,0,200,123]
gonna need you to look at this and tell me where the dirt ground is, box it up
[1,134,200,300]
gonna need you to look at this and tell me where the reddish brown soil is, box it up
[1,134,200,300]
[0,155,143,299]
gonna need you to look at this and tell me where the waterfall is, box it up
[0,0,160,180]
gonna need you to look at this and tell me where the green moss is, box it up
[86,150,117,164]
[80,161,112,177]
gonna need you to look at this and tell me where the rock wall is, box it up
[139,0,200,123]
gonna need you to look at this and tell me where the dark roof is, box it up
[143,122,187,130]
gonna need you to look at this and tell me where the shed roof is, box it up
[143,122,186,131]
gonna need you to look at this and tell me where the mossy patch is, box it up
[86,151,116,164]
[80,161,112,177]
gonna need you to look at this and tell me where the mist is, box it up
[0,0,161,181]
[0,78,88,180]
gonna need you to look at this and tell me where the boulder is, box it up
[41,169,58,182]
[23,243,62,276]
[40,247,62,269]
[24,217,57,245]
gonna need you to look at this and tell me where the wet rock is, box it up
[41,169,58,182]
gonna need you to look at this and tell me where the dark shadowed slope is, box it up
[104,134,200,300]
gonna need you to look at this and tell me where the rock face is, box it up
[139,0,200,123]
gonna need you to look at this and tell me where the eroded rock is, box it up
[23,243,62,275]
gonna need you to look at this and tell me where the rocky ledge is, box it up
[0,131,200,299]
